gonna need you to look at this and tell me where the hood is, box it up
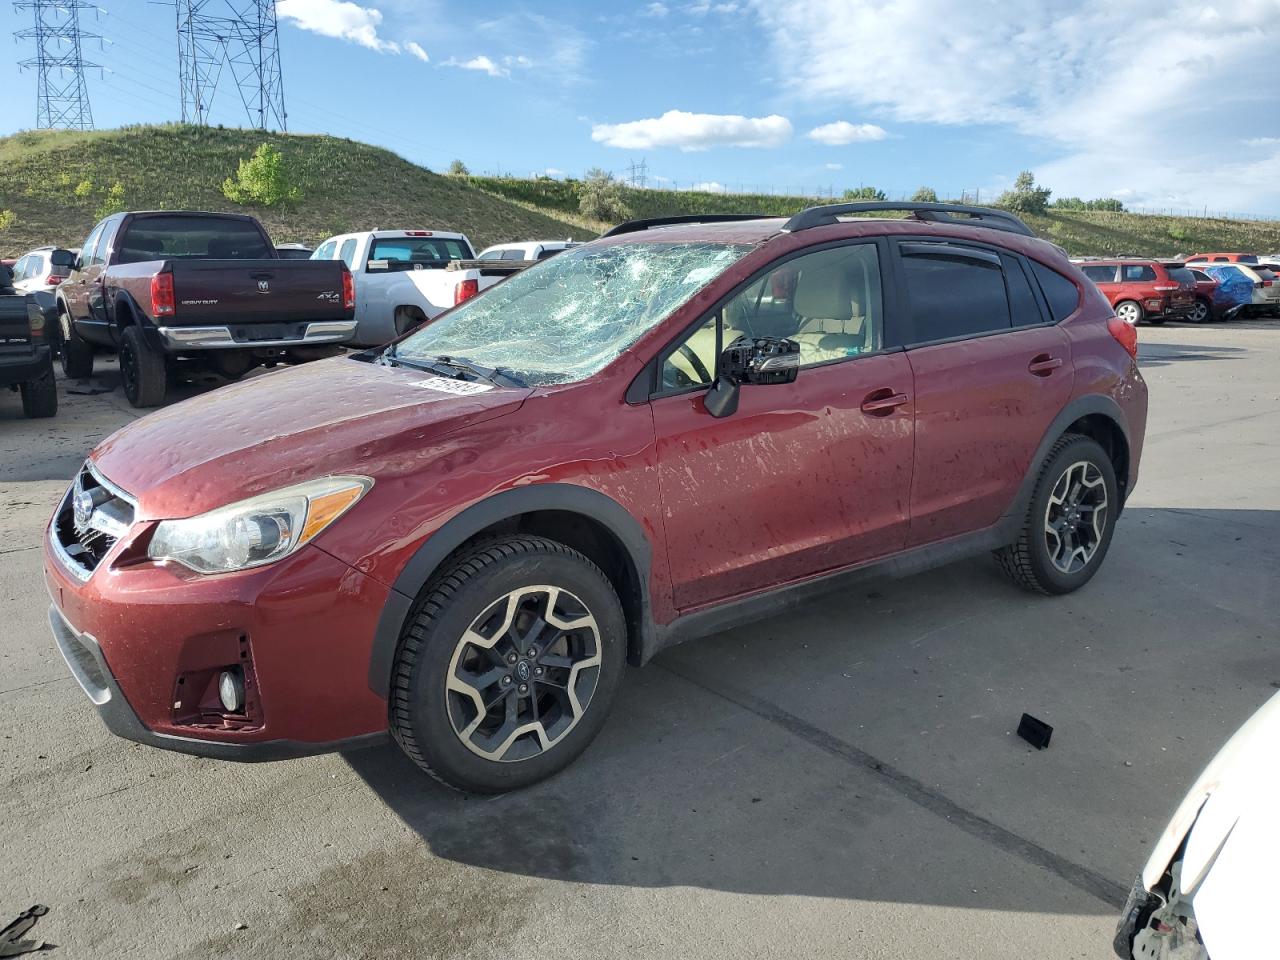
[1142,691,1280,960]
[91,356,529,519]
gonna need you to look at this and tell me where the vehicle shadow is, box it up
[344,506,1280,916]
[1137,342,1247,367]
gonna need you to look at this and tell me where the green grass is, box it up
[0,125,588,257]
[470,175,1280,259]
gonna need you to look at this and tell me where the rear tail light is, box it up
[150,273,176,317]
[26,301,45,340]
[404,230,433,237]
[1264,280,1274,287]
[46,274,68,285]
[341,267,355,310]
[1107,316,1138,359]
[454,278,479,305]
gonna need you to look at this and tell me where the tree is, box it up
[910,186,938,202]
[842,185,887,201]
[447,159,470,176]
[222,143,300,206]
[0,209,15,233]
[95,182,126,219]
[996,170,1051,215]
[579,168,631,222]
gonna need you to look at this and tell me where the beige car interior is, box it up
[663,245,881,388]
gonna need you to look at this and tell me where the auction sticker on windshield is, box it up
[411,376,495,395]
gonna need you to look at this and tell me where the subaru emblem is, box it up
[258,279,270,293]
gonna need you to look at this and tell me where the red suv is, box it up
[1074,259,1197,325]
[45,203,1148,792]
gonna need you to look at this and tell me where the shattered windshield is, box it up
[395,241,753,385]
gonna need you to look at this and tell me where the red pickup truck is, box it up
[56,211,356,406]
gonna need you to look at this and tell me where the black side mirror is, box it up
[704,335,801,418]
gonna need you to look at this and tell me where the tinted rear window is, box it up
[1238,255,1259,264]
[1003,255,1045,327]
[1165,266,1195,284]
[901,252,1011,342]
[1031,261,1081,322]
[369,237,471,268]
[116,216,271,263]
[1256,268,1276,281]
[1081,265,1116,283]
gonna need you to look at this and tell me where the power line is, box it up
[14,0,101,129]
[177,0,286,130]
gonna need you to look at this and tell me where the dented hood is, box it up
[90,356,529,519]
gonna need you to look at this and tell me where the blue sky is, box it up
[4,0,1280,214]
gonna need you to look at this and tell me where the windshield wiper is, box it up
[430,355,527,388]
[379,348,526,387]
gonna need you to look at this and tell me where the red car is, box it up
[1187,267,1225,322]
[45,203,1148,792]
[1184,252,1262,265]
[1074,259,1197,325]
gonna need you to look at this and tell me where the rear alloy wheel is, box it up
[995,434,1119,595]
[1114,300,1143,326]
[391,536,625,793]
[1189,299,1210,324]
[119,326,168,407]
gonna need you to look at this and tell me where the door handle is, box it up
[1028,354,1063,377]
[860,389,909,416]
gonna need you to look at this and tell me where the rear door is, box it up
[651,239,916,609]
[890,240,1073,547]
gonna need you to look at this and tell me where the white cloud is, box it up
[277,0,399,53]
[445,55,506,77]
[591,110,793,151]
[684,181,728,193]
[405,41,428,62]
[807,121,888,145]
[824,162,843,170]
[751,0,1280,212]
[686,1,739,13]
[544,167,566,177]
[645,2,669,15]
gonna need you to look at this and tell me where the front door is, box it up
[890,241,1074,546]
[651,240,916,610]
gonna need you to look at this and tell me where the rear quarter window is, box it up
[1081,265,1117,283]
[1030,261,1081,322]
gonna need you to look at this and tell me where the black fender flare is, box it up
[1003,393,1131,525]
[366,483,655,697]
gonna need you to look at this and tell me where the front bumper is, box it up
[1113,874,1162,958]
[44,507,393,759]
[156,320,358,350]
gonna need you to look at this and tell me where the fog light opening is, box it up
[218,669,246,713]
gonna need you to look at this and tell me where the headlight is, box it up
[148,476,372,574]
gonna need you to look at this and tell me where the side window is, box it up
[312,240,337,261]
[1003,256,1046,327]
[81,222,108,268]
[900,246,1009,342]
[12,256,30,281]
[1122,264,1157,282]
[660,243,884,391]
[1030,261,1081,323]
[501,249,527,261]
[338,238,358,269]
[97,217,122,265]
[1081,265,1117,283]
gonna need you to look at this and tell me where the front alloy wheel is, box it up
[1115,301,1142,325]
[1043,461,1108,575]
[446,585,602,762]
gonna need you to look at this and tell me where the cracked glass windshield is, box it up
[395,241,753,385]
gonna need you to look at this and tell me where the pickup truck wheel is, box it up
[994,434,1118,596]
[119,326,168,407]
[390,536,626,793]
[20,366,58,418]
[59,312,94,379]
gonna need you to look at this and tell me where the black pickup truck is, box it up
[0,264,57,418]
[56,211,356,407]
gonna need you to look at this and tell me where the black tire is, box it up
[390,535,626,793]
[1190,298,1211,324]
[59,310,94,379]
[995,434,1119,596]
[119,325,168,408]
[1113,300,1143,327]
[20,364,58,418]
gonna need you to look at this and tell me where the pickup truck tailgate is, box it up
[0,294,33,349]
[169,259,348,325]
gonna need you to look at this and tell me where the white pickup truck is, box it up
[311,230,529,346]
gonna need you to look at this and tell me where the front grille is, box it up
[51,462,137,580]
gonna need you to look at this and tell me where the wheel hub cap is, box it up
[445,585,601,763]
[1043,460,1108,575]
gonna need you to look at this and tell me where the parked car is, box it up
[311,230,500,345]
[477,240,581,261]
[1186,268,1224,322]
[1199,263,1280,318]
[55,211,357,406]
[11,246,78,296]
[1073,258,1197,325]
[45,203,1147,793]
[1184,252,1262,265]
[1114,691,1279,960]
[274,243,314,260]
[0,264,57,418]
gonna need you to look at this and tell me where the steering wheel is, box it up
[677,344,712,384]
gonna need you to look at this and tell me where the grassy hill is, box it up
[470,175,1280,259]
[0,125,587,257]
